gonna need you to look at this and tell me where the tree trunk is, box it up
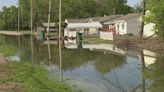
[140,0,146,39]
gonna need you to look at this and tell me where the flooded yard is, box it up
[2,35,164,92]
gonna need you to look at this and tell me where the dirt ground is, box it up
[0,53,22,92]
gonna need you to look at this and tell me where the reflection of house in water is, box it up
[66,43,157,67]
[36,23,57,40]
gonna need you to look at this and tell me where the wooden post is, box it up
[18,0,21,49]
[18,2,20,32]
[30,0,34,64]
[47,0,52,68]
[21,5,24,30]
[59,0,63,81]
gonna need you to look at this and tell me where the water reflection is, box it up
[2,35,164,92]
[59,38,63,81]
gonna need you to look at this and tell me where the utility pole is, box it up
[47,0,52,68]
[59,0,61,39]
[30,0,34,64]
[21,5,24,30]
[18,3,20,32]
[2,15,4,23]
[18,0,21,49]
[59,0,63,81]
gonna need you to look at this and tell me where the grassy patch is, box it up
[0,35,17,56]
[83,37,113,44]
[0,44,17,56]
[0,62,80,92]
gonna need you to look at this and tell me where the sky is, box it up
[0,0,140,11]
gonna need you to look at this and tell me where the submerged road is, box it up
[0,31,23,36]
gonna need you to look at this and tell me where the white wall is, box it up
[100,31,113,40]
[114,21,127,35]
[127,17,141,36]
[144,23,156,37]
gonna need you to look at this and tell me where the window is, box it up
[122,23,125,30]
[117,24,119,29]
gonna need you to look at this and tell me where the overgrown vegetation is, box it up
[0,35,17,56]
[145,0,164,38]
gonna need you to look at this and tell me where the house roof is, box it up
[43,23,56,27]
[66,22,103,29]
[65,19,90,23]
[65,15,121,23]
[89,15,122,23]
[112,13,142,21]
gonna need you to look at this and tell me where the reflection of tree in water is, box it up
[94,53,125,74]
[145,56,164,92]
[53,49,101,71]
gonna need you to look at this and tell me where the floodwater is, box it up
[2,35,164,92]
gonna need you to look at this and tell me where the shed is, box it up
[64,22,103,37]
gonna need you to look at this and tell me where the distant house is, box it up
[65,18,102,37]
[64,15,121,38]
[104,13,142,36]
[37,23,57,32]
[104,13,155,36]
[64,22,103,38]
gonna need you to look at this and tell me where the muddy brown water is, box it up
[2,35,164,92]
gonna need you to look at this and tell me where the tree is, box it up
[140,0,146,39]
[145,0,164,38]
[0,0,135,30]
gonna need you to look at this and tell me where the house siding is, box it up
[127,17,141,36]
[114,20,127,35]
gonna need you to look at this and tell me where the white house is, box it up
[104,13,156,37]
[104,13,142,36]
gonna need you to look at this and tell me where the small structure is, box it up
[64,22,103,38]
